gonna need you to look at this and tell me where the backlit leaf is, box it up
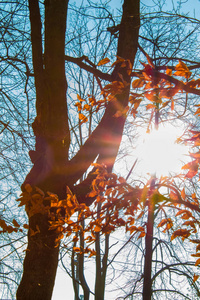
[187,79,200,88]
[12,219,20,228]
[181,188,186,200]
[157,218,172,228]
[174,60,192,79]
[171,229,190,241]
[193,274,199,282]
[88,190,97,198]
[94,225,101,232]
[146,55,155,68]
[88,249,97,258]
[195,258,200,266]
[171,100,174,111]
[176,210,192,218]
[170,191,179,201]
[83,104,91,111]
[166,68,172,76]
[97,57,110,66]
[79,113,88,123]
[146,104,156,110]
[0,219,7,231]
[182,220,195,228]
[77,94,85,102]
[73,247,80,253]
[23,224,29,229]
[138,231,145,239]
[132,78,144,89]
[192,253,200,257]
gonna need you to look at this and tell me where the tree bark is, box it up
[17,1,69,299]
[143,178,155,300]
[16,214,59,300]
[94,204,109,300]
[17,0,140,299]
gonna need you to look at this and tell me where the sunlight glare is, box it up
[135,124,189,177]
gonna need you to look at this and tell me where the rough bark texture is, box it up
[16,215,59,300]
[17,0,140,299]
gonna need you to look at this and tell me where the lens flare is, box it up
[135,124,189,177]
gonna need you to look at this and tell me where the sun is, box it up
[134,123,189,177]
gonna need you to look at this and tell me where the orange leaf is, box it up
[83,104,91,111]
[165,221,173,231]
[79,113,88,123]
[190,239,200,244]
[181,188,186,200]
[88,249,97,258]
[144,91,156,101]
[72,236,79,242]
[166,68,172,76]
[157,218,172,228]
[146,55,155,68]
[174,60,192,79]
[187,79,200,88]
[146,104,156,110]
[129,225,138,234]
[129,218,135,225]
[137,210,145,220]
[12,219,20,228]
[74,102,82,111]
[88,190,97,198]
[193,274,199,282]
[159,87,179,99]
[138,231,145,239]
[23,224,29,229]
[181,211,193,220]
[118,176,126,183]
[191,253,200,257]
[195,258,200,266]
[171,100,174,111]
[77,94,85,102]
[176,210,192,218]
[132,78,144,89]
[0,219,8,230]
[170,191,179,201]
[171,229,190,241]
[182,161,197,170]
[94,224,101,232]
[186,169,198,179]
[182,220,195,228]
[97,57,110,66]
[73,247,80,253]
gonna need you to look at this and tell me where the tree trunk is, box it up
[95,204,109,300]
[16,214,59,300]
[17,1,69,299]
[17,0,140,299]
[143,178,155,300]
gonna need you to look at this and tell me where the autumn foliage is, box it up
[2,55,200,274]
[68,56,200,271]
